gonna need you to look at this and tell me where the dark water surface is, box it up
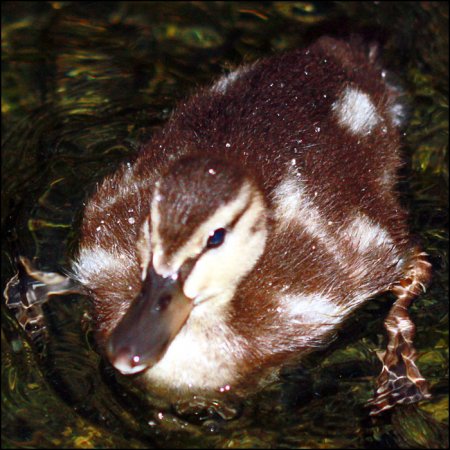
[2,2,448,448]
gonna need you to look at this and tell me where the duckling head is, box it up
[107,156,268,375]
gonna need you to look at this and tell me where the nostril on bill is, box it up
[154,294,172,312]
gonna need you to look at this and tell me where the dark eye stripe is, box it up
[207,228,226,248]
[227,195,252,230]
[203,192,252,250]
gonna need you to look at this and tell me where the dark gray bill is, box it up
[106,266,193,375]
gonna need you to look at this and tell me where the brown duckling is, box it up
[66,36,432,415]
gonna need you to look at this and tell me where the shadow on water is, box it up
[2,2,448,448]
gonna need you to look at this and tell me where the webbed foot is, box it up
[368,249,432,416]
[4,256,83,341]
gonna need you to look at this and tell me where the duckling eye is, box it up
[206,228,226,249]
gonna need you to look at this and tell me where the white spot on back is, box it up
[276,293,349,347]
[344,214,393,252]
[388,102,405,127]
[332,87,381,135]
[272,176,333,245]
[280,293,342,325]
[273,173,398,286]
[276,288,382,348]
[211,65,252,94]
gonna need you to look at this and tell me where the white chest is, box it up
[143,304,244,393]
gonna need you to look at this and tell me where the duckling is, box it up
[65,36,432,415]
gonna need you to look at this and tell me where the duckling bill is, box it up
[107,266,193,374]
[66,36,432,415]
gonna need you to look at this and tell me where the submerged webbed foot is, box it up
[368,249,432,416]
[4,256,83,341]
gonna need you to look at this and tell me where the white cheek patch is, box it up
[71,246,132,286]
[344,213,393,253]
[332,87,381,135]
[152,182,254,277]
[184,192,267,301]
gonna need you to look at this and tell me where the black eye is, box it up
[207,228,226,248]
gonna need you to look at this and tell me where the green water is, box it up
[2,2,448,448]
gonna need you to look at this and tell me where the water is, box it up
[2,2,448,448]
